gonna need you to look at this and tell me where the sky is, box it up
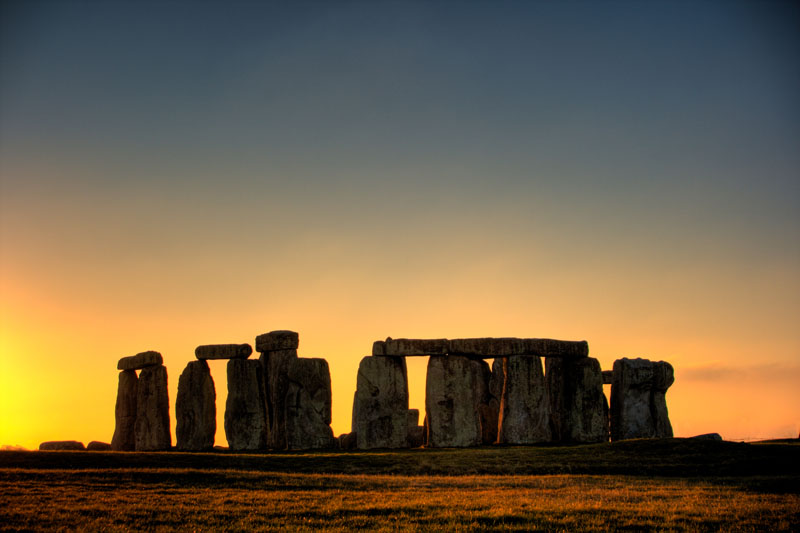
[1,0,798,450]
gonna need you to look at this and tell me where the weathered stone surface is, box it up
[351,390,358,433]
[408,409,420,429]
[355,356,409,449]
[546,357,608,443]
[87,441,111,451]
[260,348,298,449]
[690,433,723,441]
[111,370,138,451]
[425,356,489,448]
[195,344,252,360]
[117,351,162,371]
[225,359,268,451]
[176,360,216,451]
[449,338,589,358]
[338,432,357,450]
[39,441,85,451]
[602,370,614,384]
[284,358,335,450]
[372,338,449,356]
[409,426,425,448]
[135,365,172,451]
[256,330,299,353]
[498,355,551,444]
[610,358,674,441]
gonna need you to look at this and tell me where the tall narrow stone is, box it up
[260,349,297,449]
[355,356,409,449]
[111,370,138,451]
[225,359,268,451]
[610,358,674,441]
[546,357,608,443]
[497,355,551,444]
[134,365,171,451]
[175,360,216,451]
[284,358,335,450]
[425,355,489,447]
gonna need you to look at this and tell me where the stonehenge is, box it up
[109,333,675,453]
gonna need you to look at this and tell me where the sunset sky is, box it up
[1,0,798,450]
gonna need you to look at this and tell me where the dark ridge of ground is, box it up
[1,438,798,478]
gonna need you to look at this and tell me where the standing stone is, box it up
[175,360,216,451]
[111,370,138,451]
[260,348,297,449]
[425,355,489,448]
[355,356,409,449]
[546,357,608,443]
[134,365,171,451]
[225,359,268,451]
[497,355,551,444]
[284,358,335,450]
[610,358,674,441]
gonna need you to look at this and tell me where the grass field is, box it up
[1,439,798,531]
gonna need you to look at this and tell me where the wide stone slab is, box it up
[256,330,299,353]
[497,355,551,444]
[355,355,409,449]
[547,357,609,443]
[610,358,674,441]
[372,338,448,356]
[370,337,588,358]
[39,441,85,451]
[195,344,252,360]
[284,358,335,450]
[117,351,162,370]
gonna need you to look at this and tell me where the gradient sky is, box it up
[1,0,798,449]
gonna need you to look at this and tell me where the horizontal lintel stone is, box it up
[195,344,252,360]
[256,330,299,353]
[117,351,163,370]
[371,337,589,358]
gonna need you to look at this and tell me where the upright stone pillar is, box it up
[284,358,335,450]
[256,330,299,450]
[111,370,138,451]
[546,357,608,443]
[425,355,489,448]
[610,357,674,441]
[175,360,216,451]
[134,365,172,451]
[355,355,409,449]
[225,359,268,451]
[497,355,551,444]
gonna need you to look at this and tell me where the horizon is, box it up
[1,0,799,450]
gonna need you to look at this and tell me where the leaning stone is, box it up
[225,359,268,451]
[260,348,298,449]
[355,355,409,449]
[610,358,674,441]
[111,369,138,451]
[498,355,551,444]
[117,351,162,371]
[87,441,111,451]
[195,344,252,360]
[284,358,335,450]
[135,365,172,451]
[425,355,489,448]
[372,338,449,356]
[256,330,299,353]
[176,360,216,451]
[547,357,608,443]
[39,441,85,451]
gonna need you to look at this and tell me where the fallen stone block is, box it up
[134,365,172,451]
[689,433,723,441]
[195,344,252,360]
[176,360,216,451]
[87,441,111,451]
[225,359,268,451]
[256,330,299,353]
[39,441,85,451]
[117,351,163,371]
[372,338,448,356]
[355,355,409,449]
[111,369,138,451]
[338,432,358,450]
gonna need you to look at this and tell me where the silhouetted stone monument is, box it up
[355,355,409,449]
[425,355,488,448]
[225,359,268,451]
[547,357,608,443]
[372,337,588,359]
[134,364,171,451]
[39,441,85,451]
[610,358,674,441]
[257,330,299,450]
[497,355,551,444]
[195,344,252,360]
[117,351,162,370]
[111,369,138,451]
[176,360,216,451]
[284,357,335,449]
[87,441,111,451]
